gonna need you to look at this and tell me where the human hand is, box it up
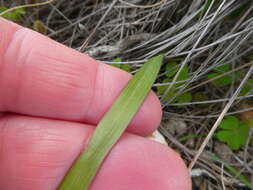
[0,18,191,190]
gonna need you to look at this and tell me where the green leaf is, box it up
[208,63,234,86]
[121,64,131,72]
[165,61,177,77]
[240,79,253,96]
[199,0,213,19]
[219,116,239,129]
[111,58,131,72]
[157,78,177,103]
[214,64,230,73]
[159,62,191,105]
[177,64,189,82]
[163,87,177,102]
[0,7,25,21]
[216,131,240,150]
[216,116,250,150]
[163,62,189,82]
[157,78,172,95]
[176,93,192,104]
[208,73,232,86]
[57,55,163,190]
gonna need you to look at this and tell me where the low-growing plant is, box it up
[207,63,253,95]
[215,116,250,150]
[157,61,192,105]
[240,79,253,96]
[207,64,233,87]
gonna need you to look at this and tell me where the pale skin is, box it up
[0,18,192,190]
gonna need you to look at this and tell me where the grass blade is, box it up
[57,55,163,190]
[209,154,253,190]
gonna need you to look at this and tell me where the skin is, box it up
[0,18,192,190]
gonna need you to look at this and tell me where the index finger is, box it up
[0,18,162,136]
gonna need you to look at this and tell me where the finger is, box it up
[0,115,191,190]
[0,18,162,136]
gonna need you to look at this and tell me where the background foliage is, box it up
[1,0,253,189]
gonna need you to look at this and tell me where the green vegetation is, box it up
[216,116,250,150]
[207,63,253,95]
[157,62,192,104]
[0,7,25,21]
[207,64,233,86]
[199,0,213,18]
[1,1,252,188]
[227,1,252,20]
[111,58,131,72]
[240,79,253,95]
[210,154,253,190]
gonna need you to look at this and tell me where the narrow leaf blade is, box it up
[58,55,163,190]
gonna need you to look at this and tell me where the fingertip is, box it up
[127,91,163,136]
[0,18,22,66]
[91,133,192,190]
